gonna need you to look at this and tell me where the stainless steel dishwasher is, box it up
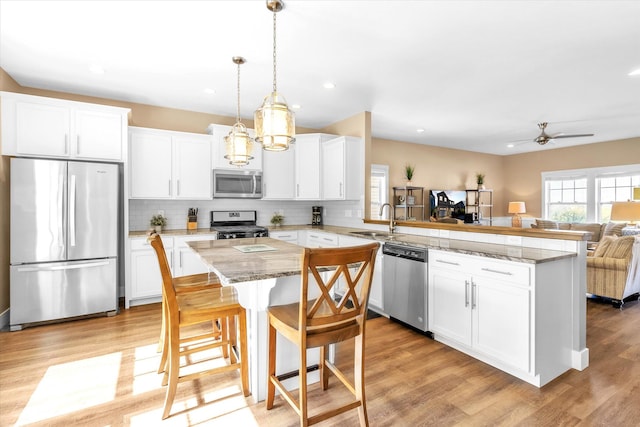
[383,242,429,332]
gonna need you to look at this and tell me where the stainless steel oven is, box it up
[213,169,262,198]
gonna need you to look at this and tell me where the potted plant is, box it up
[150,214,167,233]
[404,164,415,185]
[476,172,486,190]
[270,212,284,227]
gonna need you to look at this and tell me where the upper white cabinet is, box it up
[262,147,295,199]
[129,127,212,200]
[1,92,129,161]
[322,136,364,200]
[208,123,262,171]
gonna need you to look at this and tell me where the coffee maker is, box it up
[312,206,323,225]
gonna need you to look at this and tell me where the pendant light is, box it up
[224,56,254,166]
[254,0,295,151]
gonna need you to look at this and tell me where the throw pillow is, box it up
[603,222,627,237]
[602,235,635,259]
[571,223,604,242]
[535,219,559,230]
[593,235,618,257]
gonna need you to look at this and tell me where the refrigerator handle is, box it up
[69,174,76,247]
[16,260,110,272]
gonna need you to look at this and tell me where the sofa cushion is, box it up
[603,222,627,237]
[593,236,618,257]
[602,235,635,259]
[535,219,559,229]
[571,223,604,242]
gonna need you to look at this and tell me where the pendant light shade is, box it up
[225,56,254,166]
[254,0,295,151]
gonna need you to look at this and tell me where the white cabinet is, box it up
[129,127,212,200]
[306,231,339,248]
[127,234,216,307]
[208,123,262,171]
[262,148,295,199]
[269,230,298,243]
[338,235,383,311]
[294,133,336,200]
[129,236,174,304]
[321,136,364,200]
[429,250,532,376]
[1,91,129,161]
[174,234,217,277]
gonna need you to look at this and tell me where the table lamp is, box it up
[508,201,526,228]
[610,201,640,226]
[633,187,640,201]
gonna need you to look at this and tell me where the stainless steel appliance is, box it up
[210,210,269,239]
[312,206,322,225]
[382,242,429,332]
[213,169,263,198]
[10,158,119,330]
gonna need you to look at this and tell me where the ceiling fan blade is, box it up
[552,133,594,139]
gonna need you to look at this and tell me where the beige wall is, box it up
[372,138,507,217]
[503,138,640,218]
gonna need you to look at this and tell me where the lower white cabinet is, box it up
[338,235,383,312]
[127,234,216,307]
[269,230,299,244]
[428,249,573,387]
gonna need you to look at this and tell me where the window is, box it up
[370,164,389,219]
[542,164,640,223]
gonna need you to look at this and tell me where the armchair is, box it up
[587,236,640,307]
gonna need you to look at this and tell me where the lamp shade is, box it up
[610,201,640,222]
[254,91,295,151]
[633,187,640,201]
[508,201,526,214]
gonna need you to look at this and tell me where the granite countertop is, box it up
[131,224,577,264]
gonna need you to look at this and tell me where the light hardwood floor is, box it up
[1,298,638,426]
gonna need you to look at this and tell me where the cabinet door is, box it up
[174,235,216,276]
[263,148,295,199]
[173,135,212,199]
[74,109,123,160]
[129,130,173,198]
[16,102,70,157]
[472,277,531,372]
[429,264,472,346]
[131,248,172,299]
[370,249,383,310]
[294,135,321,199]
[322,137,345,199]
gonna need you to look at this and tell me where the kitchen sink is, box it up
[349,230,401,240]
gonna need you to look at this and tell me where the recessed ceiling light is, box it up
[89,64,104,74]
[323,82,335,89]
[507,143,515,148]
[628,68,640,76]
[291,104,301,110]
[204,88,216,95]
[416,128,425,133]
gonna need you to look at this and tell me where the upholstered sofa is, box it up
[587,235,640,307]
[531,219,627,246]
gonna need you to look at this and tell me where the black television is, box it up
[429,190,466,221]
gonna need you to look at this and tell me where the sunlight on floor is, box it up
[133,343,164,395]
[16,352,121,426]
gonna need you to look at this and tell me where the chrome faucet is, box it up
[379,203,396,234]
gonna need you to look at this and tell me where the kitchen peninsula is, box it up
[185,223,588,398]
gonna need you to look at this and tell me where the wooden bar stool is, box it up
[148,232,225,375]
[266,242,379,426]
[149,233,249,419]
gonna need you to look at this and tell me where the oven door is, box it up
[213,169,263,198]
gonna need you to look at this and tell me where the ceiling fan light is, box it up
[254,91,295,151]
[224,122,254,166]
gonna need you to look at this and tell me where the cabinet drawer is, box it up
[270,230,298,242]
[130,236,173,250]
[430,250,469,270]
[307,232,338,247]
[473,259,531,286]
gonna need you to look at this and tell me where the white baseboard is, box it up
[572,348,590,370]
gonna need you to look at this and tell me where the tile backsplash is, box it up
[129,199,365,231]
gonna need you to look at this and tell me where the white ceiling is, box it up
[1,0,639,155]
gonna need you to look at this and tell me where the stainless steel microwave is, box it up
[213,169,263,198]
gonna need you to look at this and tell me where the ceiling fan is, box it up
[533,122,594,145]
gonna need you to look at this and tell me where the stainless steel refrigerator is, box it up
[10,158,119,330]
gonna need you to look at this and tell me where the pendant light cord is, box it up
[236,61,241,123]
[272,7,277,93]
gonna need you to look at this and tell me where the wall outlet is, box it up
[506,235,522,246]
